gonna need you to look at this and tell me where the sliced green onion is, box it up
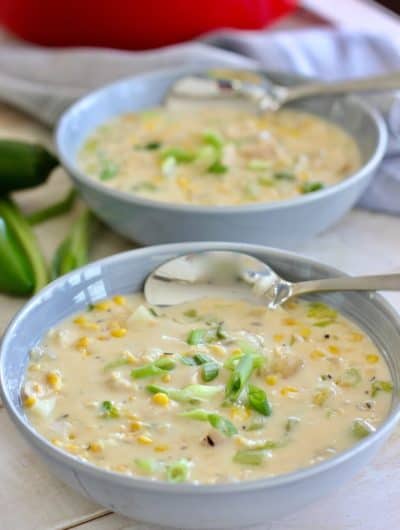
[274,171,295,181]
[352,418,375,439]
[161,147,195,162]
[338,368,362,387]
[247,384,272,416]
[258,176,274,187]
[161,155,176,177]
[313,319,335,327]
[371,380,393,397]
[131,357,176,379]
[208,413,237,436]
[180,409,210,421]
[193,353,214,365]
[99,160,118,181]
[202,362,219,382]
[180,355,198,366]
[208,161,228,174]
[147,383,223,403]
[225,353,254,402]
[180,409,237,437]
[134,141,162,150]
[166,459,190,483]
[202,129,224,149]
[135,458,161,474]
[307,302,337,320]
[187,326,226,346]
[103,357,130,371]
[101,400,119,418]
[301,181,324,193]
[248,159,271,170]
[233,449,267,466]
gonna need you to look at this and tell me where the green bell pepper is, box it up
[0,140,58,194]
[0,197,48,295]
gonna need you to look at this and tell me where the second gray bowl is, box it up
[56,68,387,246]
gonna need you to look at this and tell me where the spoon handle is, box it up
[291,274,400,298]
[283,72,400,103]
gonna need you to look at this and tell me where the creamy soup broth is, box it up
[23,295,392,484]
[78,107,361,206]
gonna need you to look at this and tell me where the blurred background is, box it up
[0,1,397,50]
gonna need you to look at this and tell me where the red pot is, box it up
[0,0,297,50]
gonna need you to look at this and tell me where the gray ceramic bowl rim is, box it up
[55,66,388,214]
[1,242,400,495]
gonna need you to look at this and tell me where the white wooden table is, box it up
[1,2,400,529]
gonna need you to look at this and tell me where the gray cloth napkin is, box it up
[0,28,399,213]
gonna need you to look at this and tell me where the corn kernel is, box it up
[280,386,299,396]
[310,349,325,360]
[46,371,62,391]
[154,444,169,453]
[23,395,37,408]
[137,435,153,445]
[265,374,278,386]
[52,438,63,447]
[209,344,226,357]
[152,392,169,406]
[75,336,90,350]
[94,301,111,311]
[73,316,99,330]
[299,327,311,339]
[65,444,80,454]
[88,441,103,453]
[161,373,171,383]
[125,352,138,364]
[129,421,142,432]
[312,389,331,406]
[328,345,340,355]
[97,335,109,341]
[113,295,126,306]
[231,348,242,356]
[273,334,284,342]
[177,176,190,190]
[230,406,250,421]
[349,332,363,343]
[366,354,379,364]
[283,317,297,326]
[111,328,127,338]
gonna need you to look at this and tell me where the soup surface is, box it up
[23,295,392,484]
[78,107,361,206]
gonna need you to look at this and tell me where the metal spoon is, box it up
[144,251,400,308]
[166,71,400,112]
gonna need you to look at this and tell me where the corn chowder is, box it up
[78,107,361,206]
[23,295,392,484]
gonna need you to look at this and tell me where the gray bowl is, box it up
[1,242,400,529]
[55,68,388,247]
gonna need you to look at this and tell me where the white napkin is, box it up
[0,28,399,213]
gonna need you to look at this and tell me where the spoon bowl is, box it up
[144,250,400,308]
